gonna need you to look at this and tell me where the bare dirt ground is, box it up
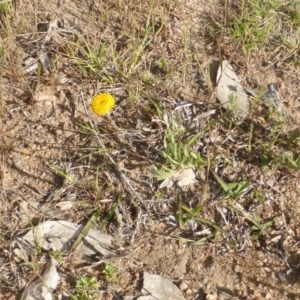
[1,0,300,299]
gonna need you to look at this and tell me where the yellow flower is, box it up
[90,93,115,115]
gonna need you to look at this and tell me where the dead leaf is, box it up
[159,176,175,189]
[23,56,38,74]
[56,200,76,211]
[159,168,196,188]
[27,201,69,220]
[22,258,60,300]
[140,272,185,300]
[21,148,31,156]
[217,60,249,118]
[174,168,196,187]
[17,220,114,258]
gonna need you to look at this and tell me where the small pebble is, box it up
[179,281,188,291]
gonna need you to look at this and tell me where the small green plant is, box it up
[176,195,205,228]
[49,250,63,262]
[153,113,204,180]
[262,151,300,170]
[251,189,264,204]
[153,129,204,182]
[70,208,101,251]
[174,195,224,243]
[260,111,300,170]
[50,165,74,183]
[157,58,172,74]
[69,36,113,81]
[157,58,167,71]
[250,214,273,238]
[227,94,239,125]
[0,2,9,13]
[71,276,99,300]
[142,71,155,86]
[128,1,164,74]
[213,171,250,199]
[152,103,207,182]
[102,264,118,280]
[162,124,204,169]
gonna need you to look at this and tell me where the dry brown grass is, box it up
[1,0,300,299]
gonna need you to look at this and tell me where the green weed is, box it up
[250,214,273,238]
[102,264,118,280]
[262,151,300,169]
[162,125,204,169]
[176,195,205,228]
[49,250,64,262]
[71,276,99,300]
[227,203,267,234]
[50,165,75,183]
[151,103,206,181]
[172,195,224,244]
[155,114,204,178]
[260,112,300,169]
[212,171,250,199]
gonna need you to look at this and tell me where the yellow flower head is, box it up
[90,93,115,115]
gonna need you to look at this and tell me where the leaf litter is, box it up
[217,60,283,116]
[15,220,115,299]
[159,168,196,188]
[21,258,60,300]
[2,1,300,299]
[16,220,114,258]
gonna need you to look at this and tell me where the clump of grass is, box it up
[153,122,205,181]
[162,121,204,168]
[215,0,300,64]
[257,111,300,170]
[152,102,207,181]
